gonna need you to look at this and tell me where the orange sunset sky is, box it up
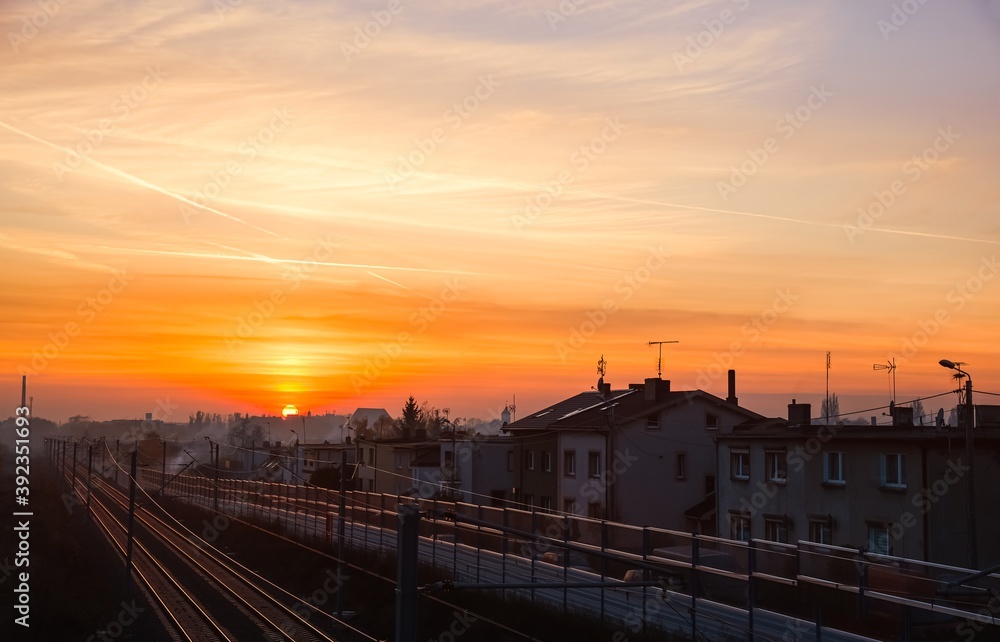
[2,1,999,424]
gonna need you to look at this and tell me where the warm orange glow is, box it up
[1,1,998,424]
[281,404,299,418]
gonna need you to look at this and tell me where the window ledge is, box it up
[879,484,907,492]
[822,481,846,488]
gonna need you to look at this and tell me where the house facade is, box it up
[506,373,763,534]
[716,401,1000,569]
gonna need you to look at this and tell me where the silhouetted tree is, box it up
[820,394,841,424]
[911,399,926,425]
[400,396,421,439]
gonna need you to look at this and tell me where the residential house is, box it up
[505,372,763,534]
[715,400,1000,569]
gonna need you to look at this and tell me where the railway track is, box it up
[63,460,343,642]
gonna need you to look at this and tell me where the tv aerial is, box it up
[873,358,896,404]
[648,340,678,378]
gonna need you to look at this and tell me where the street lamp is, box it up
[939,358,977,569]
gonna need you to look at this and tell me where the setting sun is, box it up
[281,404,299,418]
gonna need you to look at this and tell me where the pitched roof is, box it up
[508,387,763,432]
[505,390,636,431]
[347,407,391,427]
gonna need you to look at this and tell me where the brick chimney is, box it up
[726,369,738,404]
[644,378,670,401]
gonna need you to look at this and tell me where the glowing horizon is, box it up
[2,0,999,425]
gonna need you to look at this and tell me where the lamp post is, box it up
[939,359,977,569]
[290,429,300,481]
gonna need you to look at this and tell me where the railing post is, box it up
[748,539,756,641]
[395,503,420,642]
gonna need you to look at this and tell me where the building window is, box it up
[394,452,404,469]
[868,524,893,555]
[765,517,789,543]
[731,514,751,542]
[563,449,576,477]
[588,451,601,478]
[526,450,535,471]
[368,448,375,465]
[646,413,660,430]
[881,453,905,488]
[507,451,513,472]
[444,450,454,466]
[731,449,750,481]
[540,496,553,513]
[676,452,687,480]
[705,475,716,494]
[564,498,577,514]
[765,450,787,483]
[542,451,552,472]
[705,413,719,430]
[823,452,845,484]
[809,519,832,545]
[587,502,603,519]
[523,493,534,509]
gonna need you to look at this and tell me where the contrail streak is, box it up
[0,120,285,239]
[581,191,1000,246]
[93,245,484,275]
[365,270,437,300]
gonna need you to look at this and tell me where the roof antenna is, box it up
[873,358,896,404]
[647,340,679,378]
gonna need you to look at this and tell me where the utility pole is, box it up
[337,449,347,619]
[214,442,220,512]
[161,439,167,496]
[825,352,831,425]
[124,450,138,603]
[965,375,977,569]
[86,445,93,519]
[72,441,78,491]
[395,504,420,642]
[940,359,977,569]
[647,340,679,378]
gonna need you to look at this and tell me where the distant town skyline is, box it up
[2,1,998,424]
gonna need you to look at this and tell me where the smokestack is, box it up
[726,370,738,404]
[21,375,26,409]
